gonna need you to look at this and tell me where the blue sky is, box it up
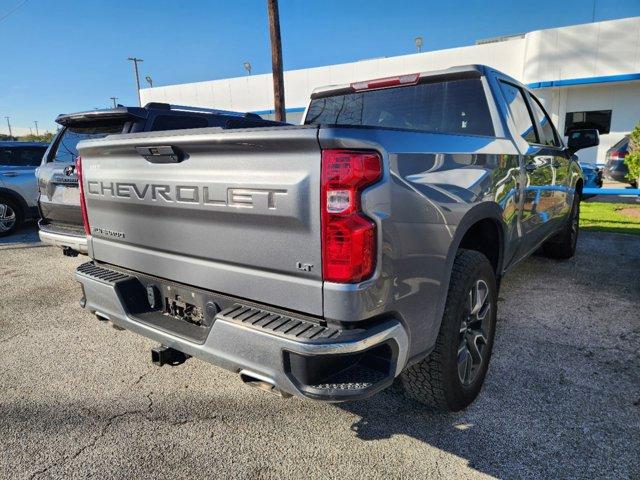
[1,0,639,135]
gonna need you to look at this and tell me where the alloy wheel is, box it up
[457,279,492,386]
[0,203,16,233]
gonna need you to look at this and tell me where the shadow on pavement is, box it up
[0,222,42,247]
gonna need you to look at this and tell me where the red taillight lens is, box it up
[351,73,419,92]
[75,156,90,236]
[321,149,382,283]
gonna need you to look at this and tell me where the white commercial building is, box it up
[141,17,640,164]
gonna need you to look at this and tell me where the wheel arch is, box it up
[0,187,29,218]
[422,204,506,359]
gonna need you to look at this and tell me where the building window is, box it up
[564,110,612,135]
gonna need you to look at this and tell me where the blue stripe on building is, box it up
[528,72,640,89]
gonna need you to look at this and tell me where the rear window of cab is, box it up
[304,77,494,137]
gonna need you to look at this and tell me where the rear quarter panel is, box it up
[319,127,520,358]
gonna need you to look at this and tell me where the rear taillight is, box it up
[75,156,90,236]
[321,149,382,283]
[609,149,629,161]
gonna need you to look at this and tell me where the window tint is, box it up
[0,146,47,166]
[564,110,611,135]
[50,124,124,163]
[151,115,209,131]
[499,82,537,143]
[529,95,560,147]
[304,77,495,136]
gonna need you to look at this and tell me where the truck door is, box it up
[498,81,556,256]
[525,92,571,224]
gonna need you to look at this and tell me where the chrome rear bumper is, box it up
[75,262,409,401]
[39,229,88,254]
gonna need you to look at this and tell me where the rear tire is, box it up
[542,195,579,259]
[400,249,498,412]
[0,196,22,237]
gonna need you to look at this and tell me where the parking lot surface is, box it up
[1,225,638,479]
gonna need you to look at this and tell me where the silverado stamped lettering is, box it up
[86,181,288,210]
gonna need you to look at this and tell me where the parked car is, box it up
[604,136,634,186]
[37,103,284,255]
[0,141,49,236]
[579,161,603,198]
[74,65,593,412]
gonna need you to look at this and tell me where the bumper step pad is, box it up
[217,304,341,342]
[77,262,131,285]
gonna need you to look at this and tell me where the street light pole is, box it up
[5,117,12,138]
[414,36,423,53]
[110,97,118,108]
[127,57,144,106]
[34,121,39,136]
[266,0,285,122]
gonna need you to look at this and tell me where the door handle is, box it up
[2,172,19,177]
[525,163,538,172]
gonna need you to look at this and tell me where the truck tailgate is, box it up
[78,126,323,315]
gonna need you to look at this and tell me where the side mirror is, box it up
[567,129,599,153]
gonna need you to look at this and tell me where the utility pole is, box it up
[5,116,12,139]
[34,121,39,136]
[110,97,118,108]
[127,57,144,106]
[266,0,285,122]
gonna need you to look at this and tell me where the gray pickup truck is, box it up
[74,65,596,411]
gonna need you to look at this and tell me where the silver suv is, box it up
[0,142,49,236]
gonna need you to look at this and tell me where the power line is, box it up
[0,0,29,24]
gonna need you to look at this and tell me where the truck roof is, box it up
[310,64,526,98]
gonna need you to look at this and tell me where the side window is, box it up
[499,81,537,144]
[0,147,47,166]
[528,95,560,147]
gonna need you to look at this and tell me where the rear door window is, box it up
[305,77,495,136]
[49,124,124,163]
[499,81,537,144]
[0,147,48,166]
[528,95,560,147]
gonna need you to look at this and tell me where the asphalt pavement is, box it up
[1,224,638,479]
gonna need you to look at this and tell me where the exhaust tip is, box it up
[239,370,291,398]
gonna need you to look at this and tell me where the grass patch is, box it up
[581,202,640,235]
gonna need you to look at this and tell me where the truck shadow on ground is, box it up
[335,233,640,478]
[336,324,637,479]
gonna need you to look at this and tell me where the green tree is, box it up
[624,122,640,186]
[17,132,54,143]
